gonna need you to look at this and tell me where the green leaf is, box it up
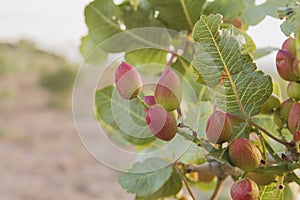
[100,123,132,146]
[95,86,155,145]
[135,170,183,200]
[84,0,166,53]
[253,47,278,60]
[252,115,278,137]
[124,48,168,74]
[171,56,192,76]
[252,114,291,152]
[122,3,164,29]
[80,35,108,64]
[280,13,296,37]
[85,0,122,44]
[192,14,272,118]
[233,27,256,54]
[148,0,206,31]
[258,183,281,200]
[119,158,173,196]
[95,86,116,126]
[178,142,206,165]
[184,102,213,136]
[242,0,286,26]
[278,6,300,37]
[221,24,257,54]
[134,135,197,165]
[203,0,247,19]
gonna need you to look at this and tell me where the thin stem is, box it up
[166,33,192,68]
[248,120,291,147]
[210,178,225,200]
[177,129,196,142]
[175,165,196,200]
[253,162,300,176]
[136,96,149,109]
[277,174,285,198]
[166,52,177,67]
[177,128,215,153]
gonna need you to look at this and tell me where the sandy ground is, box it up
[0,73,134,200]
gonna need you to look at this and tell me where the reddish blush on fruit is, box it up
[229,138,261,171]
[206,111,232,144]
[154,68,182,111]
[145,105,178,141]
[115,62,142,100]
[230,178,259,200]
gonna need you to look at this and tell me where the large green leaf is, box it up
[203,0,247,19]
[135,170,183,200]
[80,35,108,64]
[280,14,296,37]
[84,0,166,53]
[178,142,206,165]
[124,48,168,75]
[233,27,256,54]
[242,0,286,26]
[85,0,123,44]
[119,158,173,196]
[148,0,206,31]
[221,24,257,54]
[192,15,272,118]
[280,8,297,37]
[184,102,213,136]
[99,122,132,146]
[122,2,163,29]
[95,86,155,145]
[253,47,278,60]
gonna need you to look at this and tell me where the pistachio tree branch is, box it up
[185,160,242,200]
[186,161,242,178]
[175,165,196,200]
[248,120,291,147]
[210,178,225,200]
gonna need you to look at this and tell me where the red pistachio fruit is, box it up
[230,178,259,200]
[206,111,232,144]
[279,98,294,122]
[276,50,298,82]
[145,105,178,141]
[282,37,297,56]
[288,102,300,133]
[144,95,179,120]
[115,61,142,100]
[154,68,182,111]
[229,138,261,171]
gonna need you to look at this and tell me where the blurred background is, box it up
[0,0,289,199]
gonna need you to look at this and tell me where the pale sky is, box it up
[0,0,286,67]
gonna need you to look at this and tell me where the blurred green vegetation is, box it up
[0,40,77,109]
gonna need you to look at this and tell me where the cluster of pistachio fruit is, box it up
[262,37,300,140]
[115,61,181,141]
